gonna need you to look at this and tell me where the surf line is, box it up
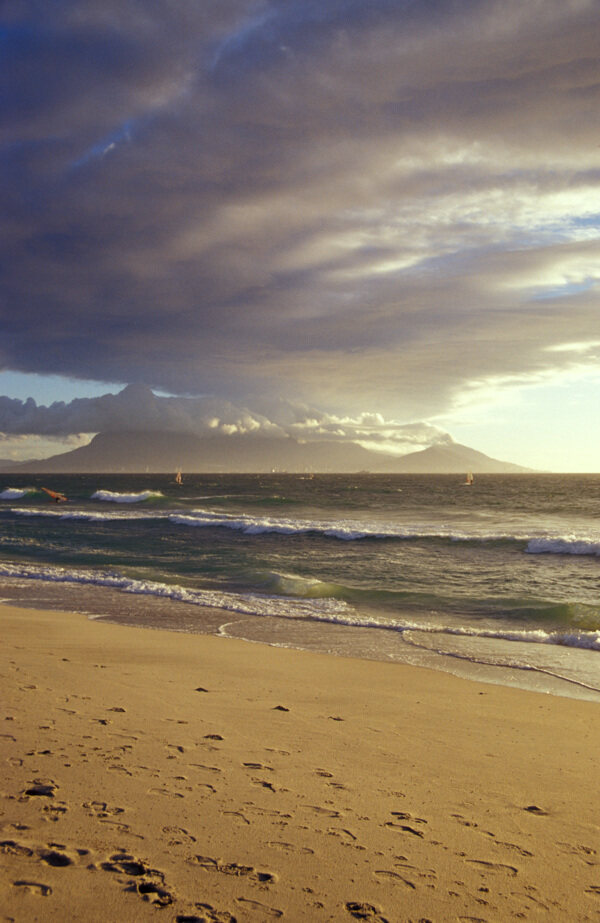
[399,630,600,694]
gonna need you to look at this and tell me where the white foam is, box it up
[526,537,600,556]
[0,560,598,653]
[170,510,600,554]
[169,509,467,541]
[92,489,164,503]
[0,561,349,620]
[10,507,160,522]
[1,488,31,500]
[409,622,600,651]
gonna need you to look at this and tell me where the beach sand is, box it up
[1,603,599,922]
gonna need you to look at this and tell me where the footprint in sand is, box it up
[391,811,427,824]
[327,828,360,845]
[163,826,197,846]
[244,805,292,819]
[523,804,548,815]
[40,848,73,867]
[42,802,68,821]
[23,781,57,798]
[12,880,52,897]
[306,805,341,818]
[267,841,315,855]
[384,822,424,837]
[557,842,596,864]
[83,801,125,818]
[101,852,174,907]
[131,880,174,906]
[394,861,437,884]
[494,840,533,858]
[237,896,283,917]
[243,762,273,771]
[2,838,88,869]
[1,840,34,857]
[452,813,479,828]
[190,763,222,774]
[345,901,390,921]
[374,869,416,889]
[466,859,518,877]
[510,890,550,911]
[167,744,186,754]
[148,787,184,799]
[177,905,237,922]
[191,854,276,884]
[252,779,278,792]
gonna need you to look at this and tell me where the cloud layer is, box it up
[0,385,449,458]
[2,0,600,423]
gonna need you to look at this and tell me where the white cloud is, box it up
[0,385,453,459]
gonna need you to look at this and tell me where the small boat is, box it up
[41,487,68,503]
[464,471,474,486]
[175,469,183,486]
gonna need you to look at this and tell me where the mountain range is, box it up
[2,430,530,474]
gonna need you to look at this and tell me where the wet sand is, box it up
[1,603,599,921]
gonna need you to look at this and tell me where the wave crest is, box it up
[526,537,600,556]
[92,489,164,503]
[0,561,598,655]
[1,488,33,500]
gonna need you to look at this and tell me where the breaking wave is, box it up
[170,509,600,554]
[0,561,349,620]
[0,561,598,656]
[92,490,164,503]
[5,502,600,556]
[10,507,162,522]
[170,509,490,541]
[0,488,35,500]
[526,537,600,556]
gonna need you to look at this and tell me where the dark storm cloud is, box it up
[2,0,600,424]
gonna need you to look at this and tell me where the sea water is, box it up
[1,473,599,701]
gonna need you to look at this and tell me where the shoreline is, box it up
[2,575,600,705]
[1,601,599,921]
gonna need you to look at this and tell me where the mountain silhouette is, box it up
[4,430,530,473]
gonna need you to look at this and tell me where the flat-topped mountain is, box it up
[3,430,530,473]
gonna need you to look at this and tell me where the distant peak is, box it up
[119,383,155,398]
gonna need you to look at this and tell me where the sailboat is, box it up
[175,469,183,486]
[464,471,474,486]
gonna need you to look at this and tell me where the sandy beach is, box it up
[1,603,599,922]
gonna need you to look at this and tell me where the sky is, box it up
[1,0,600,471]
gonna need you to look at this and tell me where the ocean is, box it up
[1,472,599,701]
